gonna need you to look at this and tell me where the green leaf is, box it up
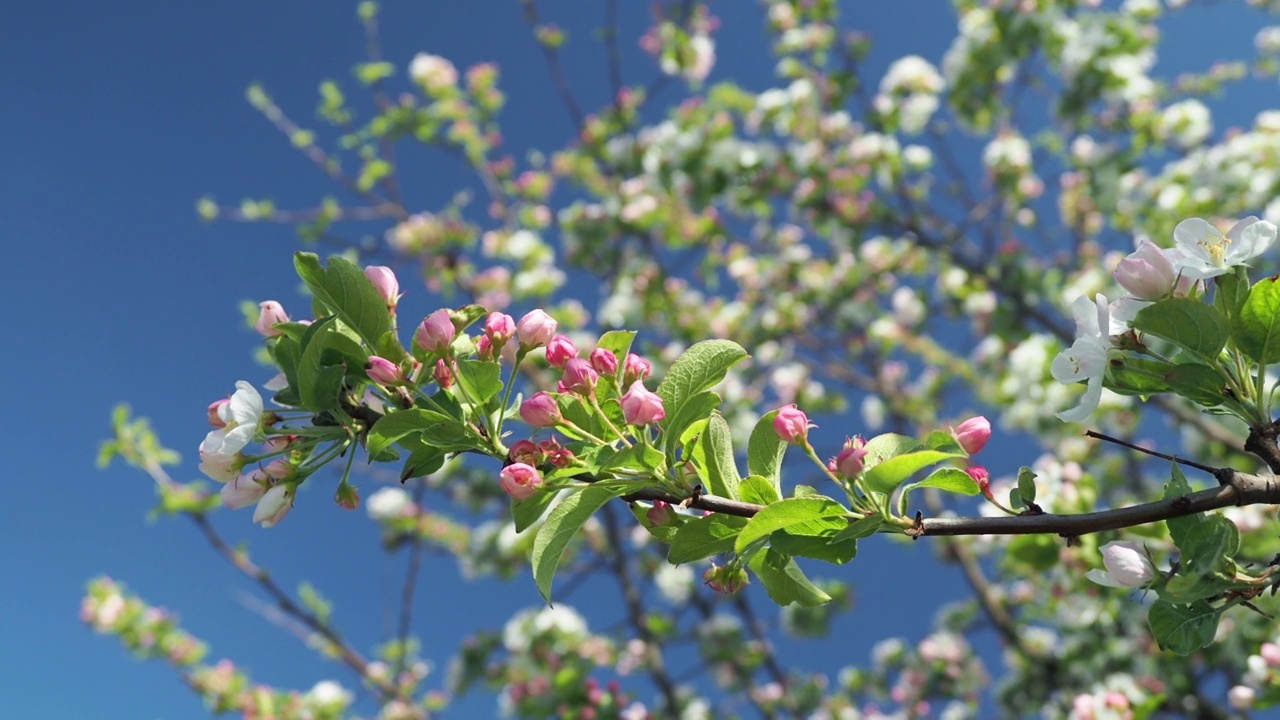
[1106,356,1174,396]
[453,359,504,406]
[769,532,858,564]
[1163,570,1234,604]
[1132,298,1229,361]
[922,430,964,454]
[532,485,630,603]
[1235,277,1280,365]
[1214,266,1250,321]
[862,433,922,467]
[513,489,558,533]
[367,409,457,458]
[748,549,832,606]
[660,391,720,461]
[747,411,786,494]
[1005,533,1058,571]
[656,339,747,435]
[297,317,345,411]
[738,475,782,506]
[700,413,741,500]
[902,468,981,498]
[864,450,963,494]
[1164,464,1201,550]
[1016,467,1038,505]
[1148,599,1221,655]
[400,446,445,481]
[668,514,748,564]
[1163,363,1227,407]
[294,252,392,347]
[598,443,666,475]
[830,514,883,543]
[735,497,849,554]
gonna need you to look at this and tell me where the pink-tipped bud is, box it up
[499,462,544,500]
[366,356,404,385]
[485,312,516,347]
[546,335,579,369]
[416,309,456,354]
[590,347,619,376]
[199,450,244,483]
[702,563,749,594]
[558,358,599,396]
[966,466,992,499]
[621,381,666,425]
[646,500,675,526]
[207,399,229,428]
[262,459,294,480]
[509,439,541,466]
[953,416,991,455]
[623,353,652,385]
[253,483,294,528]
[334,481,360,511]
[1114,239,1176,301]
[255,301,289,337]
[476,334,495,361]
[828,436,867,478]
[520,392,563,427]
[433,359,454,389]
[772,404,812,445]
[517,309,558,349]
[364,266,401,311]
[221,470,269,509]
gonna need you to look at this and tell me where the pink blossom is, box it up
[520,391,563,427]
[646,500,675,526]
[365,356,403,385]
[590,347,619,376]
[828,436,867,478]
[415,309,456,353]
[221,471,269,510]
[363,265,401,310]
[517,309,558,349]
[772,404,812,445]
[546,335,579,369]
[499,463,544,500]
[1114,239,1176,300]
[485,312,516,346]
[207,399,229,428]
[621,381,666,425]
[254,301,289,337]
[966,466,992,499]
[509,439,540,466]
[953,416,991,455]
[433,359,453,388]
[623,353,652,385]
[558,358,599,395]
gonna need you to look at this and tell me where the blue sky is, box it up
[1,1,1274,717]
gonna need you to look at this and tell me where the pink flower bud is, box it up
[953,416,991,455]
[646,500,675,526]
[415,309,456,353]
[517,309,558,349]
[433,359,454,388]
[262,459,294,480]
[207,399,229,428]
[366,356,404,385]
[499,462,544,500]
[590,347,619,376]
[772,404,812,445]
[623,353,652,385]
[1262,642,1280,668]
[254,301,290,337]
[621,381,666,425]
[538,438,575,468]
[363,265,401,310]
[334,481,360,511]
[520,391,563,427]
[485,312,516,346]
[828,436,867,478]
[476,334,495,361]
[221,471,269,510]
[558,358,599,396]
[1114,239,1176,301]
[966,466,992,499]
[702,563,749,593]
[546,335,579,369]
[1099,540,1155,587]
[509,439,540,466]
[253,483,294,527]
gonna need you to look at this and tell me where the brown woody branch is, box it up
[625,469,1280,538]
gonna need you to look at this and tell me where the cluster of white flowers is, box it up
[1155,99,1213,149]
[501,605,590,653]
[874,55,945,134]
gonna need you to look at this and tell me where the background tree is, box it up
[61,0,1280,718]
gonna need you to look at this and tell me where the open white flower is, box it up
[199,381,264,457]
[1086,540,1155,588]
[1052,295,1113,422]
[1171,216,1277,280]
